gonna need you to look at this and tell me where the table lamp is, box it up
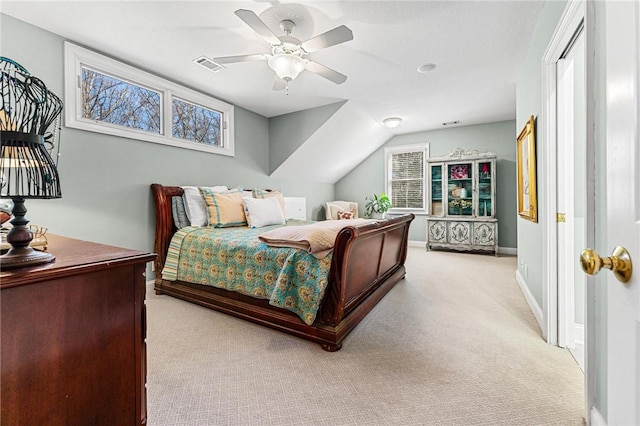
[1,57,63,269]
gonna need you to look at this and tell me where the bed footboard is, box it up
[320,214,414,326]
[150,183,414,350]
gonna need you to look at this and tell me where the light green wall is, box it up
[2,13,519,255]
[516,0,608,419]
[515,0,567,307]
[0,14,334,260]
[335,120,517,247]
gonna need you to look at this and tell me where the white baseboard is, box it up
[515,270,545,333]
[570,323,585,372]
[146,279,155,294]
[409,241,518,255]
[590,406,607,426]
[574,323,584,345]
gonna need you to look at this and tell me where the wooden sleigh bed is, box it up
[151,184,414,351]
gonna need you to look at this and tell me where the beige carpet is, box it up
[146,248,585,425]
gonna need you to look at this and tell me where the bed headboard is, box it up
[150,184,306,275]
[150,184,184,275]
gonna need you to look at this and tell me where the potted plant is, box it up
[365,193,392,218]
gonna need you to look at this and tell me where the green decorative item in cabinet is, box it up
[448,199,473,215]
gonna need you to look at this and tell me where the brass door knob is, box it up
[580,246,633,283]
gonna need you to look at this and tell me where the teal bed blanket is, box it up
[162,221,333,325]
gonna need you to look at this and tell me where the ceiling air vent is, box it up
[194,56,224,73]
[442,120,460,126]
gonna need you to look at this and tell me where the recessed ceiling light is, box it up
[417,63,437,73]
[383,117,403,129]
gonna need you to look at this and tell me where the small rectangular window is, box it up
[82,67,161,134]
[172,97,221,146]
[65,42,234,156]
[385,144,428,213]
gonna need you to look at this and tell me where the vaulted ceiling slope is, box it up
[270,101,393,183]
[1,1,543,183]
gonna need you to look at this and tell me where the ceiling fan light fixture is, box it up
[268,54,306,81]
[218,10,352,89]
[383,117,403,129]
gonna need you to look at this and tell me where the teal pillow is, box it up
[171,196,191,229]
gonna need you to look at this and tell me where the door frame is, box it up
[541,0,596,418]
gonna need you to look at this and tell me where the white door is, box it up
[602,1,639,424]
[557,29,586,371]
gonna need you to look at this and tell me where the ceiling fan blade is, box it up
[273,77,286,91]
[306,61,348,84]
[212,54,266,64]
[234,9,281,45]
[301,25,353,53]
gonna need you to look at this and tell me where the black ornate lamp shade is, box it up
[0,131,61,199]
[1,57,63,269]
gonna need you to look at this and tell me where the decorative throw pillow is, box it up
[253,189,286,216]
[200,188,247,227]
[327,203,346,220]
[336,209,356,220]
[171,196,191,229]
[242,196,286,228]
[181,185,228,227]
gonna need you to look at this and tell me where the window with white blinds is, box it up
[384,144,428,213]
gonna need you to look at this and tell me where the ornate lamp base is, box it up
[1,246,55,269]
[0,197,55,270]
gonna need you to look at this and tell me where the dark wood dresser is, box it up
[1,234,156,425]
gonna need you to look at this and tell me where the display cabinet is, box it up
[426,148,498,255]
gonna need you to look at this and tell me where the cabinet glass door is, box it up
[430,164,443,215]
[477,161,493,216]
[447,162,473,216]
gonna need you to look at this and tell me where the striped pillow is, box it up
[200,188,247,227]
[182,185,228,227]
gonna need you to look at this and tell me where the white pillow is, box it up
[242,196,286,228]
[181,185,228,227]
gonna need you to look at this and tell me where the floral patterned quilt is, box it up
[161,221,333,325]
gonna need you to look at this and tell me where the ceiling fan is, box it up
[207,9,353,91]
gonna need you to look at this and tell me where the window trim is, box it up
[64,41,234,156]
[384,143,429,215]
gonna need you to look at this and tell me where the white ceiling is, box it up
[1,1,543,136]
